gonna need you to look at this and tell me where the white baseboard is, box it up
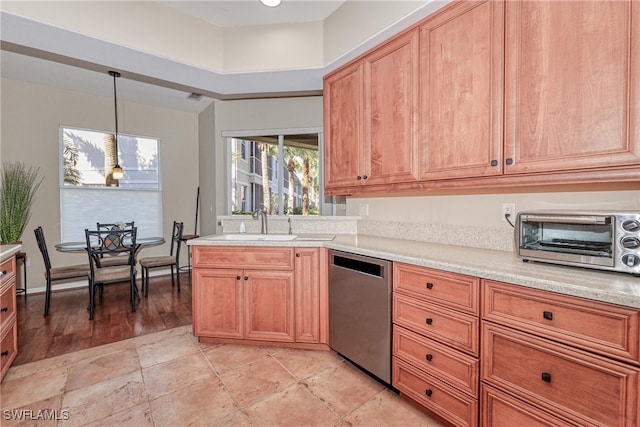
[24,267,181,295]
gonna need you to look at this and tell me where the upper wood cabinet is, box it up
[419,0,504,180]
[324,28,419,190]
[504,0,640,173]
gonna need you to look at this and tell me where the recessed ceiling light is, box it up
[260,0,281,7]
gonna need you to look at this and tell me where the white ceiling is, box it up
[161,0,346,28]
[0,1,347,113]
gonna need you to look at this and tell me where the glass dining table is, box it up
[55,236,165,252]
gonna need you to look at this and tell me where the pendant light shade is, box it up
[260,0,281,7]
[109,71,124,180]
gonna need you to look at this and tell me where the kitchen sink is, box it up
[207,234,298,241]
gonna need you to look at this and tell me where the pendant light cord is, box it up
[109,71,121,154]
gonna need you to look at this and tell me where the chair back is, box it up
[85,227,137,273]
[96,221,135,232]
[34,226,52,272]
[169,221,184,258]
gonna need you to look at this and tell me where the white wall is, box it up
[0,77,199,289]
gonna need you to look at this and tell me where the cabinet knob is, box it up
[425,389,433,397]
[505,158,513,165]
[426,354,433,361]
[1,351,8,357]
[541,372,552,383]
[426,282,434,289]
[425,318,433,325]
[244,276,249,281]
[356,175,362,180]
[362,175,368,180]
[0,270,6,276]
[543,311,553,320]
[490,160,498,166]
[0,307,8,312]
[296,253,301,257]
[236,275,241,280]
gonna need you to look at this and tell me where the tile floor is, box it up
[2,325,446,427]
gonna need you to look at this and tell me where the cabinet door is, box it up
[192,269,243,339]
[419,0,504,180]
[244,270,295,342]
[363,28,419,186]
[324,61,364,189]
[504,0,640,173]
[294,248,320,343]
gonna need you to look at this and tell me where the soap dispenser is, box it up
[239,221,246,233]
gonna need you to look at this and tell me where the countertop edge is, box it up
[0,244,22,261]
[189,234,640,309]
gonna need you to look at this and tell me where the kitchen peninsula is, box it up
[189,232,640,427]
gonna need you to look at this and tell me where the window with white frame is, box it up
[60,126,162,241]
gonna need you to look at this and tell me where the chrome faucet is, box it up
[252,208,268,234]
[287,216,293,235]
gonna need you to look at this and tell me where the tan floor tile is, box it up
[272,348,342,380]
[343,389,447,427]
[303,361,385,416]
[201,343,270,374]
[245,382,340,427]
[1,365,67,410]
[82,402,154,427]
[0,395,62,427]
[149,377,238,427]
[65,347,141,392]
[142,352,216,400]
[220,355,296,408]
[135,327,200,368]
[61,370,147,427]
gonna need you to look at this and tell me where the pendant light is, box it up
[260,0,281,7]
[109,70,124,180]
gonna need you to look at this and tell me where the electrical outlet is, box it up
[359,203,369,216]
[501,203,515,222]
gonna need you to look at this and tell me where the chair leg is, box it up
[130,276,136,312]
[144,267,150,297]
[170,266,175,288]
[176,265,181,292]
[89,280,95,320]
[43,276,51,316]
[140,267,145,295]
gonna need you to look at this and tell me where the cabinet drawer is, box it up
[0,280,16,331]
[481,384,574,427]
[393,357,478,427]
[0,257,16,286]
[394,293,479,356]
[393,325,478,397]
[482,322,639,427]
[193,246,294,270]
[394,263,479,314]
[1,321,17,381]
[482,279,640,364]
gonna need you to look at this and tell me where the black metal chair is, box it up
[95,222,135,267]
[34,226,90,316]
[85,227,138,320]
[138,221,183,297]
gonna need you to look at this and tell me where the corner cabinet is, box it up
[504,0,640,174]
[192,245,327,349]
[324,28,419,191]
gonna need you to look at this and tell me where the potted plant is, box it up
[0,161,43,243]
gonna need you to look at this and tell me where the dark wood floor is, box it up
[15,272,193,366]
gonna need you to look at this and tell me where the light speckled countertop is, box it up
[0,244,22,261]
[189,234,640,309]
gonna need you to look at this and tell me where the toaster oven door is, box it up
[518,214,615,267]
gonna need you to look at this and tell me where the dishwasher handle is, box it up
[329,251,391,279]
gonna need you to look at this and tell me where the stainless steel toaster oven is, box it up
[516,211,640,275]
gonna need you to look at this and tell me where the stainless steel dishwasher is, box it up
[329,250,393,384]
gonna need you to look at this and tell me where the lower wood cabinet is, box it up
[481,279,640,427]
[392,262,480,426]
[1,255,18,381]
[192,246,326,348]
